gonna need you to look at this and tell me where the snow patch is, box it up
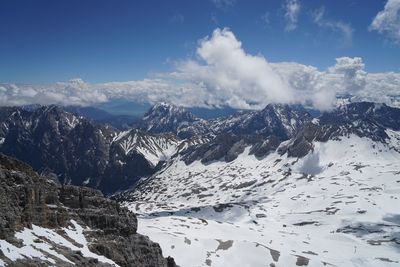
[0,221,120,266]
[125,135,400,267]
[386,129,400,151]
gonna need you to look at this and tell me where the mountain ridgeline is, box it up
[0,102,399,195]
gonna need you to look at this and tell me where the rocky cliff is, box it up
[0,154,176,267]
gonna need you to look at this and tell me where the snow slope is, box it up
[111,129,180,167]
[123,135,400,267]
[0,220,119,266]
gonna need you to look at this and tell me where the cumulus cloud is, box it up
[327,57,366,94]
[370,0,400,44]
[284,0,301,32]
[271,56,400,110]
[172,28,294,109]
[312,7,353,45]
[0,78,214,109]
[1,28,400,111]
[0,79,107,107]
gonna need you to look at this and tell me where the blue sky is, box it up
[0,0,399,84]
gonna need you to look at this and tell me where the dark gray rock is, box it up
[0,106,175,194]
[139,103,200,137]
[279,102,400,157]
[0,154,175,267]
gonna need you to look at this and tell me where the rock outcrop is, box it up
[0,154,176,267]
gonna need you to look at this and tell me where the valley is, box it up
[1,102,400,266]
[123,135,400,267]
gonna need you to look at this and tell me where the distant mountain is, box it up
[208,103,312,138]
[141,103,197,132]
[319,102,400,137]
[1,101,400,198]
[279,102,400,158]
[64,105,114,120]
[138,102,311,140]
[188,106,239,119]
[0,105,178,194]
[172,104,311,164]
[64,105,140,129]
[137,102,212,139]
[94,99,152,116]
[102,128,178,193]
[93,99,241,120]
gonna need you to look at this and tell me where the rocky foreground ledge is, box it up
[0,154,176,267]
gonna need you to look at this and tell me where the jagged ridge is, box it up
[0,153,176,267]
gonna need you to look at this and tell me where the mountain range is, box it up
[0,101,400,266]
[0,102,399,193]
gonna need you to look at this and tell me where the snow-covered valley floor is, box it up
[124,135,400,267]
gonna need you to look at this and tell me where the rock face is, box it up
[279,102,400,157]
[140,102,197,134]
[138,102,211,139]
[0,105,178,194]
[0,154,175,267]
[180,133,281,164]
[176,104,311,164]
[208,104,311,139]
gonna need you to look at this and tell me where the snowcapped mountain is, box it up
[1,101,400,266]
[115,101,400,267]
[0,105,180,194]
[1,102,399,196]
[100,129,179,193]
[209,103,312,138]
[111,128,178,166]
[174,103,313,164]
[64,105,140,129]
[140,103,199,136]
[278,102,400,158]
[318,102,400,142]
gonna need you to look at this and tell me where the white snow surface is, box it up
[0,220,119,266]
[112,129,179,167]
[124,135,400,267]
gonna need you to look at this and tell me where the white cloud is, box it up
[370,0,400,44]
[284,0,301,32]
[312,7,353,45]
[0,79,108,107]
[271,57,400,110]
[1,28,400,111]
[174,28,295,109]
[327,57,366,94]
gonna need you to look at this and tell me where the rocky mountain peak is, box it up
[260,103,311,136]
[209,103,311,140]
[319,101,400,133]
[141,102,198,134]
